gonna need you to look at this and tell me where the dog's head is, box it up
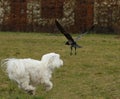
[41,53,63,70]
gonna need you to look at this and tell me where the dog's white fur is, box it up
[1,53,63,95]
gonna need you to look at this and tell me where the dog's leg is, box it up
[20,81,36,95]
[44,80,53,91]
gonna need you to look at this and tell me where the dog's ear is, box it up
[47,56,55,65]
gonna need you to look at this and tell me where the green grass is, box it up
[0,32,120,99]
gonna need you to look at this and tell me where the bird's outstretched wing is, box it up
[75,32,88,41]
[55,20,75,44]
[75,25,94,41]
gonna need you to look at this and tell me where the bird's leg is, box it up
[75,47,77,55]
[70,46,73,55]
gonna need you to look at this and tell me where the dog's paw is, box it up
[45,82,53,91]
[26,90,35,95]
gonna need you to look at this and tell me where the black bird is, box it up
[55,20,81,55]
[55,20,94,55]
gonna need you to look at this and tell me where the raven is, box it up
[55,20,94,55]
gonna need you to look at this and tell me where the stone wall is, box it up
[94,0,120,33]
[27,0,75,27]
[0,0,119,33]
[0,0,10,30]
[60,0,75,27]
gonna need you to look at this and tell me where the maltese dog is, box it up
[1,53,63,95]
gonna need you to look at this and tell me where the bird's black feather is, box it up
[55,20,75,44]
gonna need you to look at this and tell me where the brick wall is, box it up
[0,0,97,33]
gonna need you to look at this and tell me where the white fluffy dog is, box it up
[1,53,63,95]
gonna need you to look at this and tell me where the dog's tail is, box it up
[1,58,26,76]
[1,58,9,73]
[1,58,17,73]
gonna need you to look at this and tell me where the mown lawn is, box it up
[0,32,120,99]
